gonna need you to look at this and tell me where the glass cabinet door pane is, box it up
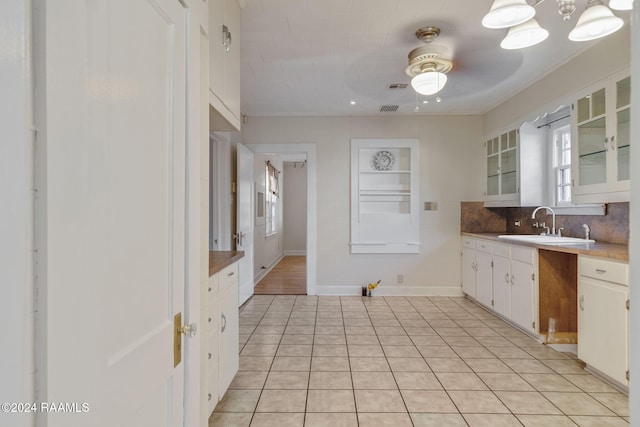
[508,130,517,149]
[578,117,607,186]
[592,88,606,117]
[577,96,590,123]
[617,108,630,181]
[616,77,630,108]
[487,155,499,196]
[501,149,517,194]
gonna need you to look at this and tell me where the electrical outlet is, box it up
[397,274,404,284]
[514,220,521,227]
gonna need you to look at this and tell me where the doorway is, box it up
[246,144,317,296]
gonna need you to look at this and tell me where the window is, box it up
[265,162,279,235]
[554,125,571,204]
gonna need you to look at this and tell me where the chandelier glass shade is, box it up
[609,0,633,10]
[482,0,536,28]
[500,18,549,49]
[410,71,448,96]
[568,2,624,41]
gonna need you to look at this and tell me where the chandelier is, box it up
[482,0,629,49]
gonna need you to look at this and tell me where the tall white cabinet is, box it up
[209,0,242,131]
[350,139,420,254]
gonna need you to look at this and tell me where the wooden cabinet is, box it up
[350,139,420,253]
[203,261,239,420]
[578,256,629,386]
[572,69,630,203]
[461,236,537,334]
[209,0,241,131]
[483,122,546,207]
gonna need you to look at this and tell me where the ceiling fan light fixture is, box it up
[411,71,448,96]
[609,0,633,10]
[500,18,549,49]
[482,0,536,29]
[568,0,623,41]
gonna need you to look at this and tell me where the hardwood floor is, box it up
[254,256,306,295]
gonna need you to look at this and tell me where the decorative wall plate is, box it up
[371,150,395,171]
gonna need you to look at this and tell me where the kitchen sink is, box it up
[498,235,596,245]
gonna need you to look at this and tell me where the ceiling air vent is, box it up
[379,105,399,112]
[388,83,408,89]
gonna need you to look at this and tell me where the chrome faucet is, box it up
[583,224,591,240]
[531,206,557,236]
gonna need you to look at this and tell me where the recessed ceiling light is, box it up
[436,97,442,103]
[350,100,357,105]
[422,100,429,104]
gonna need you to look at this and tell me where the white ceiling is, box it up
[240,0,631,116]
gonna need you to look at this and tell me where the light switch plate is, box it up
[424,202,438,211]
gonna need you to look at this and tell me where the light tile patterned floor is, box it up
[210,296,629,427]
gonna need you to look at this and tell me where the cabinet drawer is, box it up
[493,243,510,258]
[511,245,535,264]
[462,237,476,249]
[219,262,239,291]
[475,239,492,253]
[579,256,628,286]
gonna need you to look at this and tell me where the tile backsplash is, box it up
[461,202,629,245]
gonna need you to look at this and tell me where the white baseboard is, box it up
[284,250,306,256]
[315,285,464,297]
[253,253,285,284]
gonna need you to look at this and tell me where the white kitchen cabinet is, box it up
[461,236,536,334]
[209,0,241,131]
[460,237,495,310]
[204,260,239,420]
[578,256,629,386]
[483,122,546,207]
[350,139,420,254]
[572,69,630,203]
[218,262,239,395]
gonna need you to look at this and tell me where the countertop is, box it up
[209,250,244,277]
[461,232,629,261]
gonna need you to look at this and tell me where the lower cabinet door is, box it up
[462,248,476,298]
[475,251,493,308]
[218,282,239,397]
[492,255,511,319]
[578,277,628,384]
[510,259,534,333]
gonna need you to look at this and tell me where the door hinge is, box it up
[531,273,535,281]
[571,103,575,111]
[491,300,494,306]
[491,261,494,268]
[532,321,536,330]
[626,370,629,381]
[626,299,630,310]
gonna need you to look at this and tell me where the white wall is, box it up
[253,154,284,281]
[484,25,630,136]
[0,1,35,426]
[283,162,307,254]
[242,115,483,294]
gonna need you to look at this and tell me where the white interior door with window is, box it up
[38,1,190,425]
[236,143,255,305]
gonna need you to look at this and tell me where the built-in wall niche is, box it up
[350,139,420,254]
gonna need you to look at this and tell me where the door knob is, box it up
[180,322,197,338]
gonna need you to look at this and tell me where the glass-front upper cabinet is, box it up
[484,128,519,205]
[484,122,546,208]
[572,69,630,203]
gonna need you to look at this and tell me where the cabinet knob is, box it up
[208,393,212,401]
[505,273,510,284]
[208,317,212,323]
[579,295,585,311]
[208,352,212,360]
[221,313,227,333]
[208,287,212,292]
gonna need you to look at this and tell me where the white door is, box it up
[41,1,187,425]
[236,143,255,305]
